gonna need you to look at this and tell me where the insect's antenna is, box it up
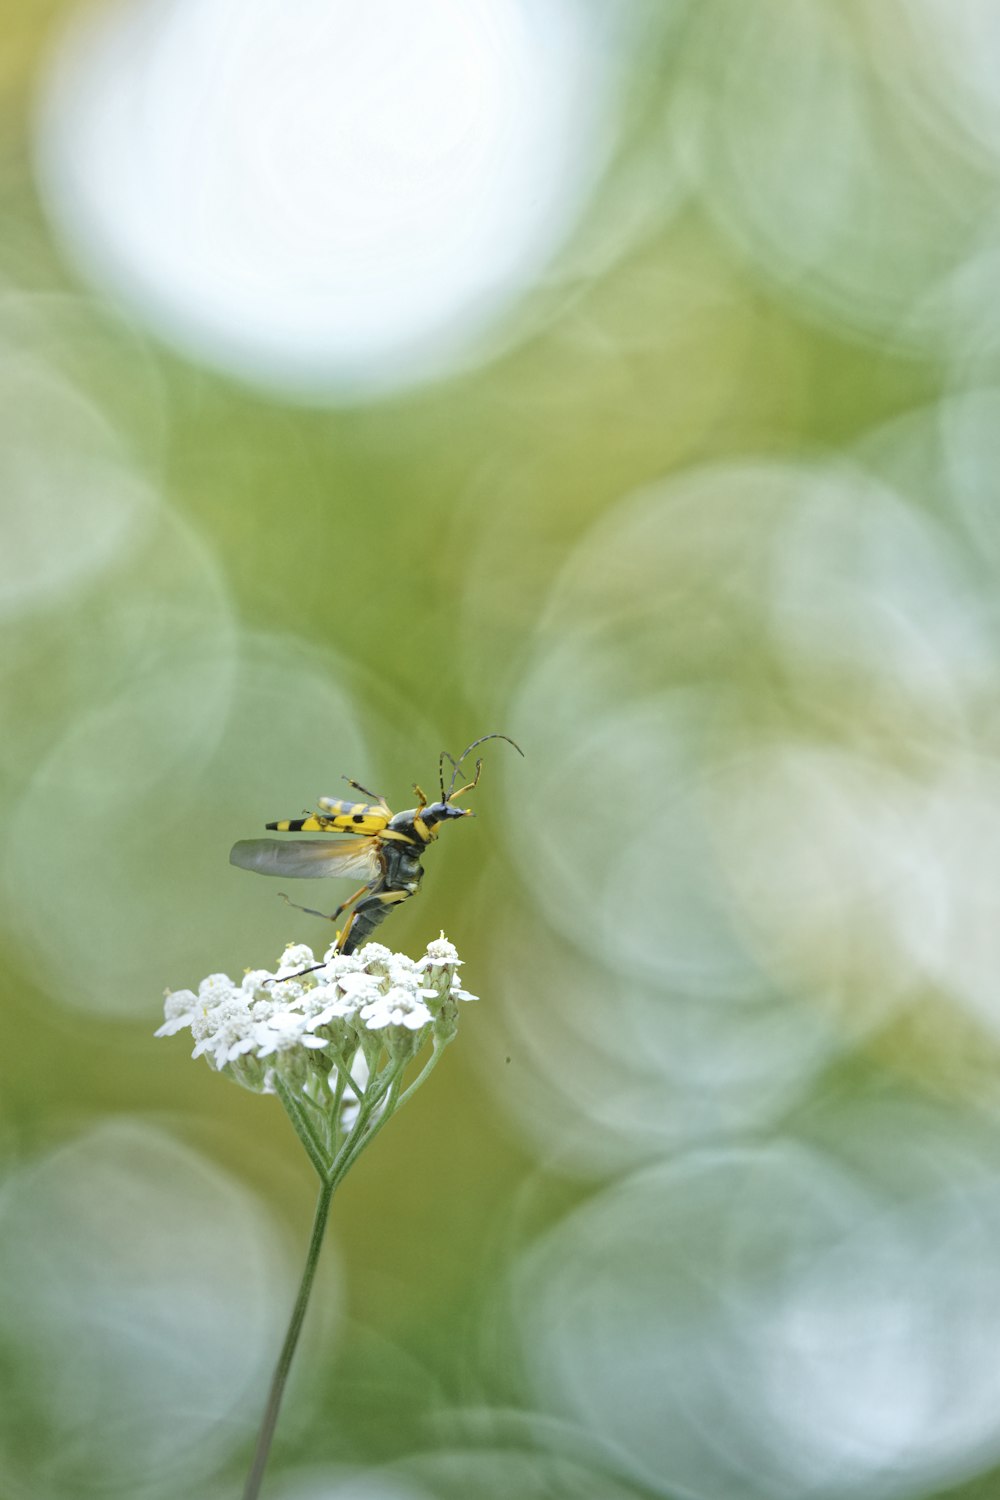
[440,750,463,800]
[438,749,450,802]
[444,733,524,800]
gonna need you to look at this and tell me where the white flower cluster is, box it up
[156,936,475,1094]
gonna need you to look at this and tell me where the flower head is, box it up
[156,935,474,1096]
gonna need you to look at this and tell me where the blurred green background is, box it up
[5,2,1000,1498]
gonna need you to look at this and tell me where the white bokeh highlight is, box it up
[0,1121,301,1500]
[490,449,1000,1172]
[672,0,1000,355]
[35,0,621,398]
[0,300,158,619]
[510,1111,1000,1500]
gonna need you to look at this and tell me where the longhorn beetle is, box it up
[230,734,522,954]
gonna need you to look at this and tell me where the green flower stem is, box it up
[331,1040,452,1188]
[241,1173,334,1500]
[243,1038,453,1498]
[330,1065,407,1186]
[273,1073,328,1181]
[396,1035,449,1110]
[329,1066,349,1151]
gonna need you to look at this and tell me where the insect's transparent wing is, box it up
[229,836,382,881]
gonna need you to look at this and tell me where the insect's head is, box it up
[424,800,471,823]
[407,735,523,834]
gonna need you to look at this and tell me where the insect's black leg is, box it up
[266,883,374,981]
[277,893,335,922]
[342,775,387,806]
[267,957,328,982]
[277,881,370,923]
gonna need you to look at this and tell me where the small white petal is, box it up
[400,1005,432,1030]
[277,942,316,969]
[154,1015,191,1037]
[224,1037,256,1062]
[339,972,379,997]
[198,972,235,1000]
[423,936,460,965]
[241,969,272,994]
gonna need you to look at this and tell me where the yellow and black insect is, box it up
[230,735,522,954]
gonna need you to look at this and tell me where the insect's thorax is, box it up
[381,837,424,894]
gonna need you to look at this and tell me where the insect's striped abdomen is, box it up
[266,800,390,836]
